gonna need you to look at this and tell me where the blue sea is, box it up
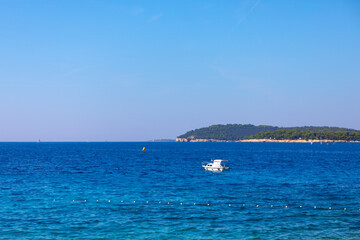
[1,142,360,239]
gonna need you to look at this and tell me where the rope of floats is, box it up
[55,199,360,212]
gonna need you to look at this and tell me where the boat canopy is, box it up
[212,160,228,167]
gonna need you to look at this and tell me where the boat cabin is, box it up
[212,159,228,168]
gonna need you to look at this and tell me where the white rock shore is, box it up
[176,138,360,143]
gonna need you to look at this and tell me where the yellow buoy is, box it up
[142,147,146,151]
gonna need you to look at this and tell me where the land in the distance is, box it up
[148,139,176,142]
[177,124,360,142]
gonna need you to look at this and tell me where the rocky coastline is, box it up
[176,138,360,143]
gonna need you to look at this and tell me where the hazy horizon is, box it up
[1,0,359,141]
[1,123,359,142]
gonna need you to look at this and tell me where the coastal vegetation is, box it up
[178,124,278,141]
[177,124,360,142]
[249,129,360,141]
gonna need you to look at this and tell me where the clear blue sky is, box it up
[0,0,359,141]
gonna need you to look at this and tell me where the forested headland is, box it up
[177,124,360,142]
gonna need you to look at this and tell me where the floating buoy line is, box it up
[49,199,360,212]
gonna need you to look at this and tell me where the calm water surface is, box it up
[1,142,360,239]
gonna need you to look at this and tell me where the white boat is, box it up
[202,159,230,172]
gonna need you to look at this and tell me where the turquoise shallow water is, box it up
[1,142,360,239]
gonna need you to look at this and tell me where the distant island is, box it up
[176,124,360,142]
[148,139,176,142]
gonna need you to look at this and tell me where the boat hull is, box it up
[203,166,229,172]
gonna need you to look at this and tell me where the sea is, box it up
[1,142,360,239]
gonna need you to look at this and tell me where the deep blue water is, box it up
[1,142,360,239]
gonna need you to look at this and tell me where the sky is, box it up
[0,0,359,141]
